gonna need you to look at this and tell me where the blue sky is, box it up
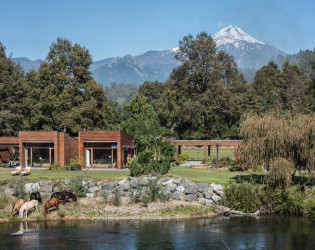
[1,0,314,61]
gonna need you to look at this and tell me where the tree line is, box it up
[0,34,314,138]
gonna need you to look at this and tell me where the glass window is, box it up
[32,148,50,167]
[93,149,113,165]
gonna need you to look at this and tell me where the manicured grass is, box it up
[181,148,234,161]
[0,168,130,184]
[169,165,251,185]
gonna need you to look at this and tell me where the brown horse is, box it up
[51,192,77,203]
[11,199,24,217]
[44,198,59,217]
[30,192,42,202]
[62,190,77,197]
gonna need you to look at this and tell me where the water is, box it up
[0,216,314,249]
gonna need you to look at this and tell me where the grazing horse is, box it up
[30,192,42,202]
[44,198,59,217]
[62,190,77,197]
[19,200,39,219]
[51,192,77,203]
[11,199,24,217]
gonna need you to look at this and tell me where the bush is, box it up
[223,182,262,213]
[270,187,304,215]
[302,192,315,217]
[265,157,295,189]
[69,157,82,171]
[70,173,87,197]
[49,162,66,170]
[14,176,26,199]
[147,179,161,202]
[112,189,121,207]
[175,153,191,165]
[228,165,243,172]
[0,187,8,210]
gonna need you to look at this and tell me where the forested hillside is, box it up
[1,34,314,139]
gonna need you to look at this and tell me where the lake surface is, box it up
[0,216,314,249]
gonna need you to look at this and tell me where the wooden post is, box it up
[208,146,211,159]
[203,145,206,160]
[216,144,219,168]
[178,145,181,155]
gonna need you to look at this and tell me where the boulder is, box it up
[130,180,138,189]
[122,183,130,191]
[175,186,185,192]
[181,180,195,188]
[139,179,149,186]
[165,183,177,193]
[205,199,215,206]
[88,186,100,193]
[87,180,95,188]
[162,179,174,185]
[184,186,197,194]
[203,188,213,199]
[172,177,183,185]
[213,184,223,193]
[199,198,207,205]
[185,194,198,202]
[212,194,221,203]
[86,193,94,198]
[118,179,126,186]
[172,190,185,200]
[103,182,114,190]
[197,183,208,193]
[25,183,33,193]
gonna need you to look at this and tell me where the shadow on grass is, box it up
[231,173,315,187]
[231,174,265,184]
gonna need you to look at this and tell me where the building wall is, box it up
[78,131,134,169]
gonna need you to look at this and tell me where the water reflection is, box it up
[0,216,314,249]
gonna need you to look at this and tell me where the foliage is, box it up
[223,182,262,213]
[99,190,109,204]
[239,112,315,175]
[48,162,66,170]
[111,189,121,207]
[9,151,19,161]
[70,173,87,197]
[147,178,161,202]
[14,176,26,199]
[302,191,315,217]
[69,157,82,171]
[105,82,138,107]
[0,187,8,210]
[265,157,295,189]
[228,165,243,172]
[175,153,191,165]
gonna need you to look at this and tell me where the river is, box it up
[0,216,314,249]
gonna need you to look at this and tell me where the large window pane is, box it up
[93,149,112,165]
[32,148,50,167]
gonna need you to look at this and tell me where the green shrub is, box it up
[223,182,262,213]
[302,192,315,217]
[158,189,171,202]
[141,192,150,207]
[69,157,82,171]
[265,157,295,189]
[70,173,87,197]
[130,182,142,203]
[270,187,304,215]
[112,189,121,207]
[48,162,66,170]
[0,187,8,210]
[228,165,243,172]
[99,190,109,203]
[175,153,191,165]
[147,178,161,202]
[14,176,26,199]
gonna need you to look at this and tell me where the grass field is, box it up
[181,146,234,161]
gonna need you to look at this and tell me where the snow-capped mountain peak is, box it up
[213,25,265,46]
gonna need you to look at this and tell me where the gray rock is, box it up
[113,181,119,187]
[176,186,185,192]
[213,184,223,193]
[97,181,103,186]
[162,179,174,185]
[205,199,215,206]
[122,183,130,191]
[5,188,14,196]
[172,191,185,200]
[204,188,214,199]
[197,183,208,193]
[86,193,94,198]
[230,210,244,215]
[11,231,23,236]
[216,190,224,197]
[53,186,60,192]
[181,180,195,188]
[65,179,71,185]
[165,183,177,193]
[172,177,182,185]
[82,181,87,187]
[130,180,138,189]
[39,181,45,187]
[88,186,100,193]
[25,183,33,193]
[139,179,149,186]
[184,186,197,194]
[103,182,114,190]
[118,179,126,186]
[199,198,207,205]
[212,194,221,203]
[87,180,95,188]
[185,194,198,202]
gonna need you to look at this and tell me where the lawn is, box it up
[0,168,130,184]
[181,146,234,161]
[169,165,253,185]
